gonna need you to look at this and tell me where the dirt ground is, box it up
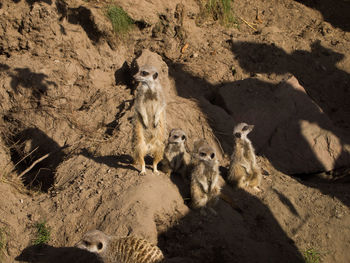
[0,0,350,262]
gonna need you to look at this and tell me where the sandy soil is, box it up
[0,0,350,262]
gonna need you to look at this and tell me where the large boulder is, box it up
[218,75,350,174]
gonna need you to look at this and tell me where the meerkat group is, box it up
[85,65,262,261]
[131,65,262,207]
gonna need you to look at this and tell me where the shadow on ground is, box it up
[158,185,304,263]
[294,0,350,32]
[16,244,102,263]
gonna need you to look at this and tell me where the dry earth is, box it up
[0,0,350,262]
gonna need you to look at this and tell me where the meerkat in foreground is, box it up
[228,122,262,191]
[75,230,164,263]
[190,139,221,215]
[132,65,166,175]
[161,128,190,177]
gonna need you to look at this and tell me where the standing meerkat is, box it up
[75,230,164,263]
[190,139,221,215]
[228,122,262,191]
[161,128,190,177]
[132,65,166,175]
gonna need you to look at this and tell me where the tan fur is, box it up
[161,129,190,178]
[190,140,221,214]
[228,123,262,189]
[132,65,166,175]
[76,230,164,263]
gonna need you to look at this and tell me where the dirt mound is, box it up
[0,0,350,263]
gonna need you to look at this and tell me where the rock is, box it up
[218,75,350,174]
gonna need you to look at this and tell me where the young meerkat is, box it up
[132,65,166,175]
[161,128,190,177]
[190,139,221,215]
[228,122,262,191]
[75,230,164,263]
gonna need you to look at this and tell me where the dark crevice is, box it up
[67,6,103,43]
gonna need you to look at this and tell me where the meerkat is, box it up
[190,139,221,215]
[75,230,164,263]
[228,122,262,191]
[132,65,166,175]
[161,128,190,177]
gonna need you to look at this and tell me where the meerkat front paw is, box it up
[140,166,147,176]
[153,166,159,175]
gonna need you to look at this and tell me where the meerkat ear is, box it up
[153,72,158,80]
[234,132,241,138]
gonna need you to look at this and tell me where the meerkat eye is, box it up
[242,125,249,131]
[97,242,103,250]
[181,135,186,140]
[153,72,158,80]
[141,71,149,76]
[210,153,215,159]
[234,132,241,138]
[199,152,206,157]
[173,135,179,139]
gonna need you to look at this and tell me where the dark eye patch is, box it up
[242,125,249,131]
[153,72,158,79]
[199,152,206,157]
[97,242,103,250]
[141,71,149,76]
[181,135,186,140]
[210,153,215,159]
[83,241,91,247]
[173,135,179,139]
[234,132,241,138]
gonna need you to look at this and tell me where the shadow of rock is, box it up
[230,40,350,130]
[66,6,103,43]
[8,127,65,192]
[158,187,304,263]
[16,244,102,263]
[294,0,350,32]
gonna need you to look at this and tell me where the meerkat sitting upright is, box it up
[228,122,262,191]
[161,128,190,177]
[190,139,221,215]
[132,65,166,175]
[75,230,164,263]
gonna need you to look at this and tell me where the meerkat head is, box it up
[134,65,159,90]
[75,230,111,255]
[168,129,186,145]
[193,140,217,164]
[233,122,254,140]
